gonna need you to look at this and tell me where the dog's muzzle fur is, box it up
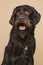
[13,11,32,38]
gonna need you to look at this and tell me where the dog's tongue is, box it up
[19,26,26,30]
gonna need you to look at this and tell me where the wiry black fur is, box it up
[1,5,41,65]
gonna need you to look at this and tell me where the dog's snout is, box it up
[18,18,24,24]
[19,20,24,23]
[18,21,24,25]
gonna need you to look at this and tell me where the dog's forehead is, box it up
[14,5,33,14]
[17,10,30,16]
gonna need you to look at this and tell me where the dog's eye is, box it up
[29,13,33,20]
[23,8,26,11]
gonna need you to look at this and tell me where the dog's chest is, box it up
[24,46,28,53]
[11,41,29,57]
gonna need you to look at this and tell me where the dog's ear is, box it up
[29,7,41,25]
[9,9,16,26]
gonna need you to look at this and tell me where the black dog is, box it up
[1,5,41,65]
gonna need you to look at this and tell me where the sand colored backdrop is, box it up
[0,0,43,65]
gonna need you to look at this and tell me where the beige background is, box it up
[0,0,43,65]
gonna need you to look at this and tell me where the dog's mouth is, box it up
[17,23,26,31]
[19,26,26,30]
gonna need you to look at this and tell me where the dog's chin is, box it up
[17,30,27,39]
[16,24,28,39]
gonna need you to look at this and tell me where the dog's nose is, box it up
[19,21,24,25]
[20,20,23,23]
[18,20,25,26]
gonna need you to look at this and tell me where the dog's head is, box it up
[9,5,41,38]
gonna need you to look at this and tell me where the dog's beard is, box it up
[15,25,29,39]
[14,20,31,38]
